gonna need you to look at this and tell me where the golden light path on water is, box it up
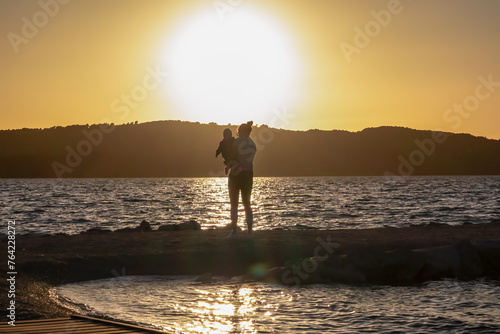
[163,179,278,332]
[182,288,255,333]
[57,275,500,333]
[192,177,276,230]
[200,177,230,229]
[160,284,283,333]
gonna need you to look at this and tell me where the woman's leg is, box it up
[228,175,239,231]
[241,172,253,232]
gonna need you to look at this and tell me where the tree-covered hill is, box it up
[1,121,499,177]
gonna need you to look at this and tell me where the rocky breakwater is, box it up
[266,230,500,286]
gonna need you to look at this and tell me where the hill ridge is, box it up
[1,120,499,177]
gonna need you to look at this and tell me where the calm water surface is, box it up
[2,176,500,234]
[56,275,500,333]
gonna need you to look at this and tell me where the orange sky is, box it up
[1,0,500,139]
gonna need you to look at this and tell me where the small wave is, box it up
[337,221,361,227]
[70,218,91,223]
[437,206,463,212]
[52,289,95,316]
[281,212,300,217]
[338,213,359,218]
[123,198,148,202]
[4,176,500,235]
[52,193,70,197]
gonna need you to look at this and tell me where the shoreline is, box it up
[2,221,500,320]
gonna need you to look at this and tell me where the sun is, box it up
[162,6,303,125]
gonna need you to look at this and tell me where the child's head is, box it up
[223,128,232,139]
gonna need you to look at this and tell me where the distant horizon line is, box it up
[1,119,499,141]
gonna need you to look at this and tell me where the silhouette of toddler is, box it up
[215,128,235,175]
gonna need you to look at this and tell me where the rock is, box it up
[176,222,190,230]
[299,257,325,284]
[413,241,485,281]
[137,220,153,232]
[280,258,323,285]
[345,247,425,283]
[216,223,242,232]
[368,248,427,283]
[474,240,500,273]
[81,227,112,234]
[283,267,321,285]
[390,249,426,283]
[281,247,421,285]
[456,240,484,278]
[414,245,461,281]
[320,253,347,268]
[158,220,201,231]
[346,246,386,271]
[195,272,213,283]
[158,224,177,231]
[318,255,366,283]
[114,227,136,233]
[177,220,201,231]
[113,220,152,233]
[321,264,366,283]
[383,248,413,266]
[264,267,288,284]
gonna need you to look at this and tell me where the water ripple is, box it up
[1,176,499,235]
[56,277,500,334]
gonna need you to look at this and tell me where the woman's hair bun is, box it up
[238,121,253,135]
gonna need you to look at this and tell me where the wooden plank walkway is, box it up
[0,315,168,333]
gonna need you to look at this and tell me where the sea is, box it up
[3,176,500,333]
[2,176,500,235]
[56,276,500,333]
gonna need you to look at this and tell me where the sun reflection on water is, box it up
[194,178,230,229]
[178,286,263,334]
[57,275,500,333]
[195,177,271,231]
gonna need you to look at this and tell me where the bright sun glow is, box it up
[163,6,303,125]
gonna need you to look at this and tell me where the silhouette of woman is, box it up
[227,121,256,238]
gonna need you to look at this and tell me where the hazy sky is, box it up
[2,0,500,139]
